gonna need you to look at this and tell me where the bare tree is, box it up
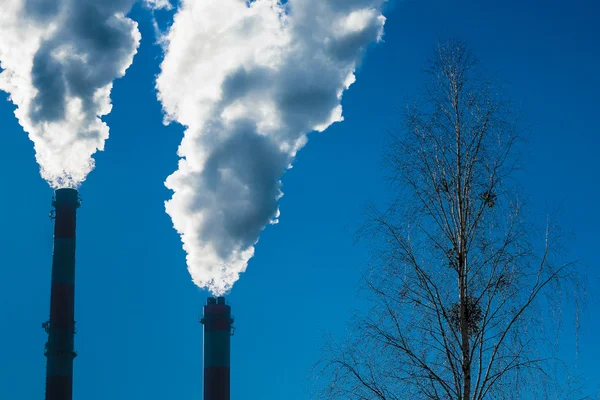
[316,41,585,400]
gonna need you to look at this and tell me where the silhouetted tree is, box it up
[316,40,585,400]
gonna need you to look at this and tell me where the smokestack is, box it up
[201,296,234,400]
[43,188,80,400]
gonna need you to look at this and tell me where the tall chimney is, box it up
[43,188,80,400]
[201,296,234,400]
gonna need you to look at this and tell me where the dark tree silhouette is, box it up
[316,40,585,400]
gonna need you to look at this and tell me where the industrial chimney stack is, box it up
[201,296,234,400]
[43,188,80,400]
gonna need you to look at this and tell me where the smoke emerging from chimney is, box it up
[156,0,386,295]
[0,0,140,188]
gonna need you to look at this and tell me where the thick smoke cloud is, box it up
[144,0,172,10]
[0,0,140,187]
[156,0,386,295]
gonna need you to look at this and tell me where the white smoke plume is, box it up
[156,0,386,295]
[144,0,172,10]
[0,0,140,188]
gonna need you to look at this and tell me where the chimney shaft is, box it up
[44,188,79,400]
[201,296,233,400]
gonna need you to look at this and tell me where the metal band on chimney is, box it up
[44,188,79,400]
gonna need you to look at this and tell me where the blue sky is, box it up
[0,0,598,399]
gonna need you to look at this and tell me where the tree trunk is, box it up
[460,264,471,400]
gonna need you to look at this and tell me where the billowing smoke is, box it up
[156,0,386,295]
[0,0,140,188]
[144,0,172,10]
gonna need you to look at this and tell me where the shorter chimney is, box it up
[201,296,233,400]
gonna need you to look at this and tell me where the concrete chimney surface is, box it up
[45,188,79,400]
[202,297,233,400]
